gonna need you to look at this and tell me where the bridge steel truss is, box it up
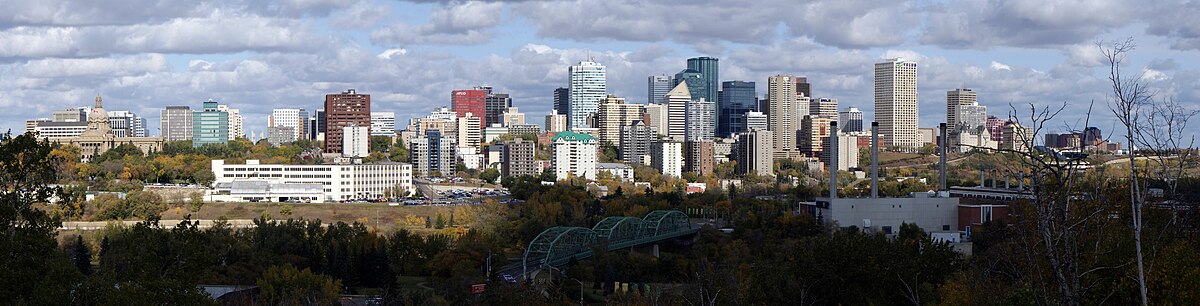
[520,210,695,278]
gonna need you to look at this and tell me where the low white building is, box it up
[597,163,634,182]
[210,159,413,202]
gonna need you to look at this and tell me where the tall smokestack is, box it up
[939,123,948,197]
[829,121,838,199]
[871,122,879,198]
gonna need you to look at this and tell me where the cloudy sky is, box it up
[3,0,1199,141]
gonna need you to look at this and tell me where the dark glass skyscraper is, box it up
[673,69,706,102]
[686,57,719,103]
[718,81,756,137]
[553,87,569,114]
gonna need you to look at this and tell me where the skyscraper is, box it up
[552,131,598,180]
[686,57,719,103]
[324,89,371,153]
[685,99,716,141]
[192,100,230,147]
[545,110,567,133]
[838,107,864,133]
[223,107,242,140]
[665,81,692,141]
[647,75,673,104]
[342,124,369,158]
[946,89,977,132]
[735,129,773,177]
[595,95,644,146]
[651,141,683,178]
[643,103,669,137]
[161,106,192,141]
[673,69,706,102]
[500,139,538,178]
[767,75,799,152]
[568,61,607,129]
[452,88,487,124]
[270,108,308,142]
[484,88,512,127]
[718,80,756,137]
[553,87,569,114]
[795,77,811,99]
[620,120,653,165]
[744,111,768,132]
[683,140,714,177]
[810,98,838,118]
[875,58,919,150]
[371,111,396,136]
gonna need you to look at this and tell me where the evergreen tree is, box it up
[435,213,445,229]
[425,216,432,228]
[72,235,92,275]
[448,212,455,227]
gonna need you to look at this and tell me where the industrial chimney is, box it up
[829,121,838,200]
[871,121,879,198]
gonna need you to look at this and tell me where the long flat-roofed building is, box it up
[210,159,413,202]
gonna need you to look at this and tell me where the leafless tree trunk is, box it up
[1102,38,1151,306]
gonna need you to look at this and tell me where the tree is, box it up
[72,235,93,275]
[369,136,393,154]
[0,132,81,304]
[256,265,342,306]
[479,168,500,184]
[435,213,446,229]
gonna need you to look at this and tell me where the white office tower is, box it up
[270,108,307,142]
[665,81,692,141]
[947,89,987,147]
[875,58,919,150]
[651,141,684,178]
[456,115,482,148]
[647,75,673,104]
[685,98,716,141]
[568,60,607,129]
[551,131,598,181]
[744,111,768,131]
[643,103,670,137]
[342,125,369,158]
[838,107,864,133]
[767,75,800,151]
[810,98,838,118]
[371,111,396,136]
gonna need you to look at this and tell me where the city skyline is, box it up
[2,0,1198,142]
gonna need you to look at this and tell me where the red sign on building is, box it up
[471,283,486,294]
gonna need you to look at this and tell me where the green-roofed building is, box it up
[551,130,598,181]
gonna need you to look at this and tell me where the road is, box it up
[1102,155,1176,165]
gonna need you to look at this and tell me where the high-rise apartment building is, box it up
[648,75,673,104]
[270,108,308,142]
[568,61,607,129]
[192,100,229,147]
[1001,121,1032,152]
[452,88,487,124]
[324,89,371,153]
[744,111,768,131]
[735,129,774,177]
[411,129,455,177]
[685,99,716,141]
[342,125,370,158]
[595,95,644,146]
[686,57,719,103]
[500,139,539,178]
[551,131,598,180]
[223,107,242,140]
[545,110,567,133]
[666,81,692,141]
[161,106,193,141]
[684,141,714,177]
[810,98,838,118]
[643,103,669,137]
[620,120,653,165]
[651,141,683,178]
[875,58,919,150]
[718,80,756,137]
[371,111,396,136]
[839,107,864,133]
[456,114,482,148]
[767,75,800,153]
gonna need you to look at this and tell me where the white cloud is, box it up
[377,48,408,59]
[990,61,1012,71]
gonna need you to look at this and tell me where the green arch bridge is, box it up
[499,210,697,280]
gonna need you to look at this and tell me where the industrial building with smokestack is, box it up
[801,121,959,237]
